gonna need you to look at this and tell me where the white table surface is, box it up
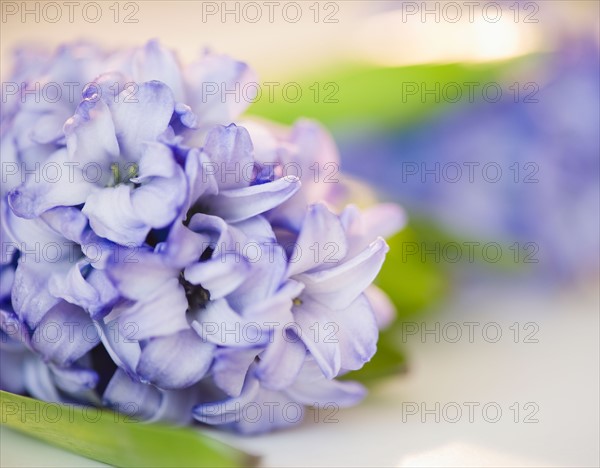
[2,281,598,467]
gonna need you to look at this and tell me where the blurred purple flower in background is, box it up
[0,40,403,433]
[339,37,600,281]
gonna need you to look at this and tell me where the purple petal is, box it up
[184,254,250,300]
[288,361,366,407]
[340,203,405,257]
[103,368,162,420]
[206,175,300,223]
[30,301,99,366]
[23,357,61,402]
[131,177,186,230]
[186,53,258,126]
[231,271,298,324]
[0,347,27,394]
[293,296,341,379]
[232,385,305,435]
[106,248,175,300]
[212,348,258,397]
[106,278,189,340]
[133,40,185,102]
[48,262,118,318]
[184,148,219,211]
[256,328,306,391]
[111,81,175,159]
[329,294,379,371]
[0,264,16,300]
[8,149,95,218]
[40,207,89,244]
[50,364,99,394]
[31,111,70,145]
[64,98,119,173]
[203,124,254,190]
[84,268,120,318]
[365,285,396,329]
[0,308,31,347]
[137,329,214,389]
[160,221,211,269]
[11,258,66,327]
[132,141,182,180]
[191,298,269,347]
[287,203,348,277]
[226,243,289,313]
[193,376,261,426]
[83,185,149,246]
[298,237,389,310]
[95,318,141,376]
[287,119,341,203]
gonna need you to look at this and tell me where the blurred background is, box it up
[1,1,599,466]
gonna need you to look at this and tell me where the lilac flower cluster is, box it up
[0,40,403,433]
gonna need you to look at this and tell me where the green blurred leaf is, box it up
[0,391,257,468]
[247,58,533,129]
[376,220,451,317]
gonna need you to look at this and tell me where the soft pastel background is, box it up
[1,1,599,466]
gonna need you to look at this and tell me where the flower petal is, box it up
[48,261,118,319]
[255,328,306,391]
[23,357,61,402]
[11,258,66,327]
[131,177,185,229]
[288,361,366,407]
[50,364,99,394]
[95,318,141,376]
[132,40,185,102]
[186,53,257,126]
[103,368,162,420]
[64,97,119,173]
[329,294,379,371]
[206,175,300,223]
[40,206,89,244]
[184,148,219,211]
[299,237,389,310]
[293,297,341,379]
[340,203,405,257]
[202,124,253,190]
[83,184,149,246]
[193,377,261,426]
[136,329,214,390]
[364,284,396,329]
[287,203,348,277]
[30,301,99,366]
[211,348,258,397]
[183,254,250,300]
[226,243,289,314]
[107,278,189,340]
[8,149,95,218]
[191,298,270,347]
[111,81,175,159]
[106,248,174,300]
[0,347,27,394]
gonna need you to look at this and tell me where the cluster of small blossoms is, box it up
[0,40,403,433]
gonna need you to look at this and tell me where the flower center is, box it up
[109,162,138,187]
[293,297,303,306]
[179,272,211,311]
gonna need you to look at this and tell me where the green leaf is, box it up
[247,57,537,129]
[376,219,451,317]
[0,391,257,468]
